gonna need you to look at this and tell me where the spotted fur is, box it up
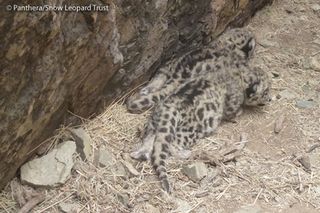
[127,28,271,193]
[126,28,256,114]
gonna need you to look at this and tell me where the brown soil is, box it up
[1,0,320,212]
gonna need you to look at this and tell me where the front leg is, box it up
[140,72,168,95]
[223,108,243,123]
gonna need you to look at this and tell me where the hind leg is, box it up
[126,75,168,114]
[126,69,171,114]
[126,79,182,114]
[130,122,155,161]
[149,102,182,193]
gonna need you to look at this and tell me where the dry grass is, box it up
[1,0,320,212]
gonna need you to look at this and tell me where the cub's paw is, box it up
[140,87,151,96]
[130,149,151,161]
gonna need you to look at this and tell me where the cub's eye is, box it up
[263,88,269,96]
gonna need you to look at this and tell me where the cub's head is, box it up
[218,28,256,59]
[244,67,272,106]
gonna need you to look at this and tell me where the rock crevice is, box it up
[0,0,273,189]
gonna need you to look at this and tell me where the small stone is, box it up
[58,202,80,213]
[302,83,311,93]
[116,193,130,207]
[197,207,208,213]
[296,100,316,109]
[70,127,92,161]
[278,89,296,100]
[182,162,208,182]
[234,205,263,213]
[304,55,320,71]
[21,141,76,187]
[259,39,279,48]
[271,71,280,78]
[311,4,320,12]
[274,114,285,134]
[297,155,311,172]
[314,186,320,194]
[310,153,320,168]
[285,9,293,14]
[145,204,160,213]
[113,162,127,177]
[309,56,320,71]
[98,148,114,167]
[173,198,192,213]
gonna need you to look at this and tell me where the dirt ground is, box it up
[1,0,320,212]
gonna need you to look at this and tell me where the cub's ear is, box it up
[241,37,256,58]
[246,82,258,98]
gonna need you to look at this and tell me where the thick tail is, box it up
[151,136,171,193]
[149,102,179,193]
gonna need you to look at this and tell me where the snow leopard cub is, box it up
[127,28,256,114]
[127,28,271,193]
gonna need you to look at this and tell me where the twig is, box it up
[252,188,263,205]
[18,194,45,213]
[311,50,320,56]
[297,169,303,192]
[0,202,10,213]
[37,193,73,213]
[121,160,140,176]
[195,190,209,198]
[306,143,320,153]
[216,184,234,200]
[186,200,204,213]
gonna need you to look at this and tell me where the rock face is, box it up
[20,141,76,187]
[0,0,273,189]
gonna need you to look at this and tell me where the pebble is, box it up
[311,4,320,12]
[70,127,92,161]
[20,141,76,187]
[182,162,208,182]
[309,56,320,71]
[296,100,316,109]
[277,89,296,100]
[58,202,80,213]
[259,39,279,48]
[113,162,127,177]
[303,55,320,71]
[116,193,130,207]
[98,148,114,167]
[271,71,280,78]
[145,204,160,213]
[172,198,192,213]
[310,153,320,168]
